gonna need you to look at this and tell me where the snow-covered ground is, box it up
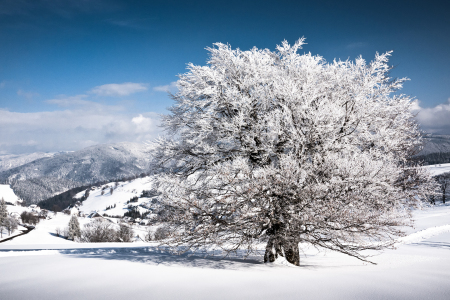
[424,163,450,176]
[0,184,22,205]
[1,171,450,299]
[1,202,450,299]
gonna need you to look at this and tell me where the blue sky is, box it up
[0,0,449,154]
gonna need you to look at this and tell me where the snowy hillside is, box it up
[415,135,450,165]
[0,152,56,172]
[0,184,22,205]
[0,142,153,204]
[32,163,450,216]
[76,177,156,218]
[420,135,450,156]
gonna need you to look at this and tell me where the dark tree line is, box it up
[38,184,93,212]
[124,206,149,219]
[414,152,450,166]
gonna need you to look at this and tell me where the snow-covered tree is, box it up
[68,215,81,241]
[4,216,18,236]
[0,198,7,238]
[152,38,436,265]
[80,219,116,243]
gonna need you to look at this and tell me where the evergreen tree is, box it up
[68,215,81,241]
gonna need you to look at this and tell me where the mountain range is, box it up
[0,152,56,173]
[416,135,450,165]
[0,142,153,204]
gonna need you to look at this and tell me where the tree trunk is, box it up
[264,237,300,266]
[284,242,300,266]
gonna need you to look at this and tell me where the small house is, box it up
[87,211,103,219]
[29,204,41,213]
[139,219,150,226]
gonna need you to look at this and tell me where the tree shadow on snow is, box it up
[59,247,267,270]
[48,232,70,240]
[414,241,450,249]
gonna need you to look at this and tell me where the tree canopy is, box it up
[152,38,436,265]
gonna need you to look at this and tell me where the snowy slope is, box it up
[0,184,22,204]
[76,177,155,217]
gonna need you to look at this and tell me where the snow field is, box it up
[0,184,22,204]
[1,178,450,299]
[0,205,450,300]
[424,163,450,176]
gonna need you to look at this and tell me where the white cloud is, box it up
[132,114,156,133]
[45,94,90,107]
[44,94,126,113]
[1,82,165,154]
[0,106,161,154]
[90,82,148,97]
[17,89,39,100]
[153,82,177,93]
[414,98,450,134]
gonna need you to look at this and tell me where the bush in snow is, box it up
[151,38,437,265]
[153,226,170,241]
[116,223,134,242]
[144,227,153,242]
[80,219,116,243]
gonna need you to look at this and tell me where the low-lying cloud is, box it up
[0,102,161,154]
[0,81,169,154]
[153,82,177,93]
[414,98,450,134]
[90,82,148,97]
